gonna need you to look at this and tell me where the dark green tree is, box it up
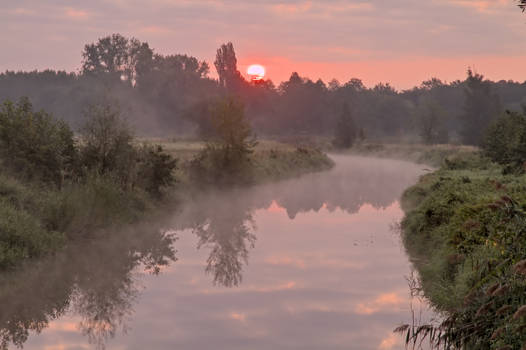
[81,34,153,84]
[190,97,256,185]
[460,69,501,145]
[0,97,77,186]
[333,102,358,148]
[214,42,244,91]
[415,97,449,144]
[483,110,526,166]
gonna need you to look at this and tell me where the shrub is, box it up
[136,144,177,197]
[482,111,526,167]
[189,97,256,186]
[0,97,77,186]
[79,103,137,187]
[79,103,177,196]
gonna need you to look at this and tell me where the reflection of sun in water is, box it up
[247,64,265,81]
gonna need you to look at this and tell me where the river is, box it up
[1,155,432,350]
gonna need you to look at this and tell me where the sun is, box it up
[247,64,265,81]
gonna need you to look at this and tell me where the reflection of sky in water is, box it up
[17,156,434,350]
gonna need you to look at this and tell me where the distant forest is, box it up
[1,33,525,145]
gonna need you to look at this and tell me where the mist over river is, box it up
[4,155,432,350]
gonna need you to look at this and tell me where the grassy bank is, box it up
[147,139,334,186]
[345,142,477,167]
[0,97,333,271]
[400,151,526,349]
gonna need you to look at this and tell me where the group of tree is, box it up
[0,97,177,197]
[2,34,526,146]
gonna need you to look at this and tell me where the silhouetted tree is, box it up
[415,97,448,144]
[214,42,244,91]
[460,69,501,145]
[81,34,153,84]
[483,110,526,166]
[0,97,77,186]
[333,102,358,148]
[190,97,256,185]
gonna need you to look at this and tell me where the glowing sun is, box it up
[247,64,265,81]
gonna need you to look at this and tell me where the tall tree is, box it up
[214,42,243,91]
[415,97,448,144]
[333,102,358,148]
[81,34,153,84]
[460,69,501,145]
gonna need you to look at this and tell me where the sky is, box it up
[1,0,525,90]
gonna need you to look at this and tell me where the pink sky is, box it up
[1,0,525,89]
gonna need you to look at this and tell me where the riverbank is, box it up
[151,139,334,185]
[400,151,526,348]
[0,137,333,271]
[342,142,477,167]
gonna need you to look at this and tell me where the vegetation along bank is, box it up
[0,97,333,270]
[398,111,526,349]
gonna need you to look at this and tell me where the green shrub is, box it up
[79,103,177,196]
[136,144,177,197]
[483,110,526,167]
[0,98,77,186]
[400,154,526,349]
[0,199,64,268]
[189,97,256,186]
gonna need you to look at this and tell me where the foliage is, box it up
[81,33,153,84]
[79,102,177,196]
[79,103,137,186]
[415,97,449,145]
[0,98,177,269]
[0,97,77,186]
[189,97,256,185]
[332,102,358,148]
[460,69,501,146]
[0,175,65,269]
[136,144,177,197]
[399,152,526,349]
[6,33,526,143]
[214,42,245,91]
[482,110,526,168]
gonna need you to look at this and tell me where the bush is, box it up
[189,97,256,186]
[79,103,177,196]
[0,97,77,186]
[483,110,526,167]
[79,103,137,186]
[136,144,177,197]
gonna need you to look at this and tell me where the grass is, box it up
[400,151,526,349]
[140,138,334,186]
[344,142,478,167]
[0,138,333,270]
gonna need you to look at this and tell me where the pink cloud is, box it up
[64,7,90,20]
[355,292,406,315]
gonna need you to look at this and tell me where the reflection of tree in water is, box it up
[0,226,176,350]
[271,156,422,218]
[0,156,423,348]
[183,156,422,287]
[191,199,257,287]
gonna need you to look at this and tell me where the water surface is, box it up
[2,155,429,350]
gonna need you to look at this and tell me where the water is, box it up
[1,155,432,350]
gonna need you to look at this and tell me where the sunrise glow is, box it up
[247,64,265,81]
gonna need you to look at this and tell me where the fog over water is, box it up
[2,155,434,350]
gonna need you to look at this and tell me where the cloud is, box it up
[64,7,90,20]
[0,0,525,88]
[355,292,406,315]
[378,332,403,350]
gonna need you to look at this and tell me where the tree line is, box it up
[1,34,525,146]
